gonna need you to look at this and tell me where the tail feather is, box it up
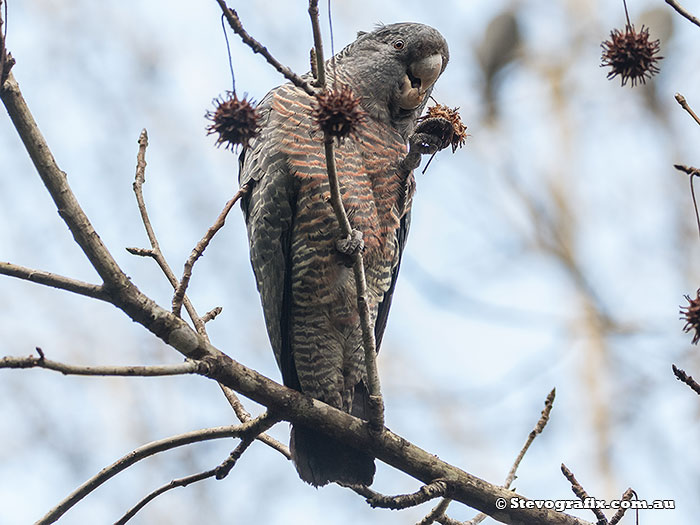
[290,382,375,487]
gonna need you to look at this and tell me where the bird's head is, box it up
[331,22,449,140]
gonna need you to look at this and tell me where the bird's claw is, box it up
[409,117,453,155]
[336,229,364,257]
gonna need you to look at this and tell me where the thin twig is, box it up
[609,488,636,525]
[666,0,700,29]
[215,0,315,96]
[675,93,700,126]
[127,132,285,455]
[0,261,108,300]
[130,129,208,336]
[672,364,700,396]
[672,164,700,238]
[366,481,449,510]
[309,0,384,432]
[690,175,700,240]
[431,388,557,525]
[115,469,217,525]
[171,183,251,317]
[416,498,452,525]
[116,412,281,524]
[202,306,223,323]
[37,424,260,525]
[505,388,556,487]
[0,0,7,86]
[308,0,326,87]
[561,464,608,524]
[215,412,281,478]
[0,353,204,377]
[622,0,632,27]
[218,384,291,459]
[437,516,465,525]
[0,0,15,88]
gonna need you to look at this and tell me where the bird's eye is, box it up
[393,39,405,50]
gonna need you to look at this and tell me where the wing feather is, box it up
[239,93,300,389]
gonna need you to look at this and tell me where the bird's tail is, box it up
[290,382,375,487]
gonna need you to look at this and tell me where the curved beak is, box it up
[398,53,443,110]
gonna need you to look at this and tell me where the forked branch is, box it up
[37,423,266,524]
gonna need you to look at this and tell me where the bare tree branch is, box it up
[218,381,291,459]
[129,128,209,336]
[214,0,315,96]
[505,387,556,488]
[171,182,251,317]
[214,411,282,478]
[1,72,133,293]
[666,0,700,29]
[425,389,557,525]
[37,423,266,525]
[0,261,107,300]
[115,468,218,525]
[308,0,327,88]
[417,498,452,525]
[307,0,385,432]
[0,0,15,87]
[127,131,287,458]
[202,306,223,323]
[560,464,608,524]
[608,488,636,525]
[674,93,700,126]
[672,364,700,396]
[127,129,284,459]
[115,411,281,524]
[0,351,204,377]
[352,480,449,510]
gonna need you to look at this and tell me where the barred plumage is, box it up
[239,22,449,486]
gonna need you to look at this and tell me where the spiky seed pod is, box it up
[421,104,468,152]
[681,289,700,344]
[312,84,366,141]
[206,92,259,150]
[601,24,662,87]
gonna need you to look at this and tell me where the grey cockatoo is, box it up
[239,22,450,486]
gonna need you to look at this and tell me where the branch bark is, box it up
[115,469,217,525]
[674,93,700,126]
[0,353,203,377]
[129,128,209,336]
[672,364,700,396]
[0,261,107,300]
[171,182,250,317]
[215,0,315,96]
[666,0,700,29]
[115,412,281,524]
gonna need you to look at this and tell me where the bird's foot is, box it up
[400,117,453,172]
[336,229,364,257]
[410,117,453,155]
